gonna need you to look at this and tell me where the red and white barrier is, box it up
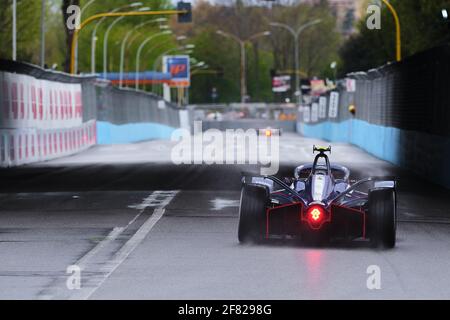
[0,120,96,168]
[0,69,95,168]
[0,71,83,130]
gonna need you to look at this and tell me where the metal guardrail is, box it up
[300,44,450,138]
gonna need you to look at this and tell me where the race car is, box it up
[257,127,282,137]
[238,145,396,248]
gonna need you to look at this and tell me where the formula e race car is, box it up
[238,146,397,248]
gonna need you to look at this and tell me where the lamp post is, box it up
[119,18,167,88]
[216,30,271,104]
[381,0,401,62]
[74,0,98,72]
[89,2,142,75]
[40,0,46,68]
[330,61,337,83]
[270,19,322,105]
[103,16,125,78]
[140,41,174,91]
[135,30,173,90]
[103,6,149,79]
[70,9,189,74]
[144,40,172,70]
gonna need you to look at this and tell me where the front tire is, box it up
[368,188,397,248]
[238,184,268,243]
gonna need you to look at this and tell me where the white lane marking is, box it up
[210,198,240,211]
[76,227,124,268]
[128,191,180,210]
[71,191,179,300]
[38,227,125,300]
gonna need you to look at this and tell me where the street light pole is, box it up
[71,9,188,74]
[88,2,142,75]
[381,0,401,62]
[270,19,322,105]
[145,41,171,70]
[216,30,270,104]
[135,31,173,91]
[75,0,98,73]
[12,0,17,61]
[119,18,167,88]
[240,41,246,103]
[103,16,125,79]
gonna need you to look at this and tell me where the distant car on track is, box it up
[238,145,397,248]
[257,128,282,137]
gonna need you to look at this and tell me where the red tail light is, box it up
[309,207,322,222]
[303,205,329,229]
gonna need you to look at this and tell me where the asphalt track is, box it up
[1,133,450,299]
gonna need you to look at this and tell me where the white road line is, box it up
[38,227,124,300]
[70,190,179,300]
[76,227,124,269]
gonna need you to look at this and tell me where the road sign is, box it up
[163,55,190,88]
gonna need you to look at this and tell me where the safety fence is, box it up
[189,103,298,122]
[96,85,180,127]
[0,120,96,167]
[0,59,184,167]
[298,44,450,188]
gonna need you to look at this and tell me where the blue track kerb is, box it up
[97,121,176,144]
[301,119,402,163]
[300,119,450,189]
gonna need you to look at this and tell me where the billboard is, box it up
[272,75,291,93]
[163,55,190,88]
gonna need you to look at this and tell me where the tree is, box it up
[184,0,341,103]
[340,0,450,75]
[0,0,41,63]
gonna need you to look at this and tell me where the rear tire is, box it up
[238,184,268,243]
[368,188,397,248]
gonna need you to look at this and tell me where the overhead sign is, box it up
[163,55,190,88]
[272,75,291,93]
